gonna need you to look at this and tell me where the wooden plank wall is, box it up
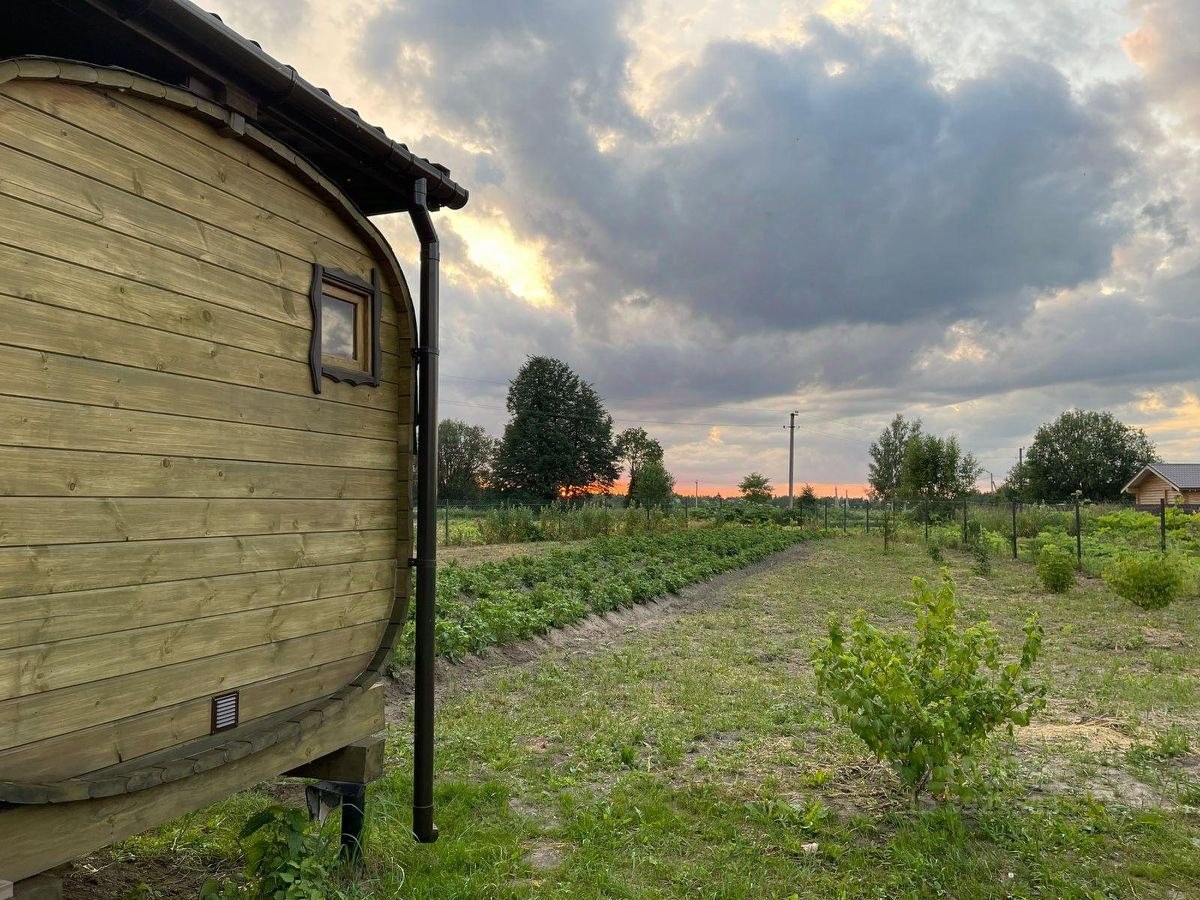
[1135,473,1185,505]
[0,80,412,783]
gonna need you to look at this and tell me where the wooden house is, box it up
[0,0,465,889]
[1123,463,1200,510]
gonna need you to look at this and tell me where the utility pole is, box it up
[787,411,797,509]
[1017,447,1023,498]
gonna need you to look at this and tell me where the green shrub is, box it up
[1104,554,1187,610]
[927,542,944,564]
[972,538,992,576]
[201,806,347,899]
[813,571,1046,802]
[1037,546,1075,593]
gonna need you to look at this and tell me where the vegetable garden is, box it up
[67,520,1200,898]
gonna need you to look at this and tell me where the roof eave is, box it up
[76,0,468,214]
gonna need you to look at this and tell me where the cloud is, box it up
[363,9,1136,340]
[1124,0,1200,137]
[208,0,311,42]
[212,0,1200,489]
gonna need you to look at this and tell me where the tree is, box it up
[738,472,774,504]
[1016,409,1159,502]
[868,414,921,500]
[437,420,495,503]
[615,427,664,472]
[628,458,676,508]
[900,433,982,503]
[490,356,619,503]
[799,483,818,507]
[615,427,668,507]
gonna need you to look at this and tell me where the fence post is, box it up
[1011,501,1018,560]
[824,500,828,529]
[924,501,929,543]
[1161,498,1167,552]
[1075,496,1082,570]
[443,499,450,545]
[842,500,847,533]
[962,498,968,545]
[883,509,889,551]
[865,504,870,534]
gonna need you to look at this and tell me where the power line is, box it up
[440,396,863,438]
[441,373,878,439]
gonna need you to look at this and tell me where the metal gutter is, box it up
[408,178,440,843]
[77,0,468,213]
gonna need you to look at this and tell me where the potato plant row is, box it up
[395,526,819,662]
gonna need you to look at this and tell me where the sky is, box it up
[209,0,1200,498]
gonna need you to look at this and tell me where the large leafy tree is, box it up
[615,427,668,507]
[868,414,921,500]
[491,356,619,503]
[437,420,495,504]
[738,472,774,504]
[1016,409,1159,502]
[900,433,982,502]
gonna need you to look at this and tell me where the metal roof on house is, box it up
[1124,463,1200,493]
[3,0,468,215]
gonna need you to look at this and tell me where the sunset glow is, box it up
[205,0,1200,496]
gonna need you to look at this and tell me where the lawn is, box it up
[85,533,1200,898]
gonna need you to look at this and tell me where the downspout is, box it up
[409,178,439,843]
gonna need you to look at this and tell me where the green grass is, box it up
[100,536,1200,898]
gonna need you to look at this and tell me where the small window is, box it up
[308,265,382,393]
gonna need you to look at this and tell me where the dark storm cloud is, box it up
[357,0,1198,486]
[363,7,1134,334]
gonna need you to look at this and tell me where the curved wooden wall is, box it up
[0,69,413,786]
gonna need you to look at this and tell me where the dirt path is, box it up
[384,540,816,721]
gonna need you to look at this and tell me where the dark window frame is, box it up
[308,264,382,393]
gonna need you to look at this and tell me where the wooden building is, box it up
[0,0,465,889]
[1124,463,1200,510]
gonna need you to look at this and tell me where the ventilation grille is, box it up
[211,691,240,733]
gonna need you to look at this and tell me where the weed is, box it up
[200,806,349,900]
[1128,726,1191,763]
[744,797,830,832]
[799,769,832,788]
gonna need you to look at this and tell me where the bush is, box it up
[972,537,992,576]
[1104,554,1187,610]
[813,571,1046,802]
[927,541,944,564]
[1037,546,1075,594]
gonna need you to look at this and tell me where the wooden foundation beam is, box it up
[285,735,384,784]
